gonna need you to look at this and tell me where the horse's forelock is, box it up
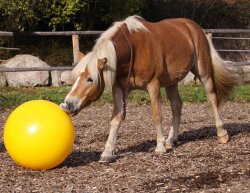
[71,41,116,89]
[71,53,95,80]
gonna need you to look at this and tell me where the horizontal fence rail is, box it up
[218,49,250,52]
[212,37,250,40]
[1,29,250,36]
[225,61,250,66]
[0,31,103,36]
[0,47,20,50]
[0,61,249,74]
[205,29,250,33]
[0,61,249,72]
[0,66,74,72]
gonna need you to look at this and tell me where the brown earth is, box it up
[0,102,249,193]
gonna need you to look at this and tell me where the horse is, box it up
[60,16,239,163]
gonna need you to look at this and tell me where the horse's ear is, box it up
[97,58,107,70]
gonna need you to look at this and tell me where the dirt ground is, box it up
[0,102,249,193]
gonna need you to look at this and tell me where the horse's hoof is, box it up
[155,149,166,155]
[155,145,167,154]
[218,133,229,144]
[99,156,114,163]
[165,143,174,151]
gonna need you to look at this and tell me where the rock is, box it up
[229,65,250,83]
[240,65,250,74]
[0,72,7,87]
[4,55,49,87]
[180,64,250,85]
[50,71,61,87]
[61,70,73,85]
[240,65,250,83]
[179,72,198,85]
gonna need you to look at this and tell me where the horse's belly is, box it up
[160,69,190,86]
[161,49,196,86]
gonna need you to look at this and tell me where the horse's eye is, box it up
[87,77,93,83]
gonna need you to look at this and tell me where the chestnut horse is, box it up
[61,16,238,163]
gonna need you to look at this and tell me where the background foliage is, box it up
[0,0,249,65]
[0,0,249,31]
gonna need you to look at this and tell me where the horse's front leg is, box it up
[99,84,125,163]
[148,80,166,154]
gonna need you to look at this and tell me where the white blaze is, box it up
[69,76,81,95]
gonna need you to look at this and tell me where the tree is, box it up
[0,0,45,31]
[43,0,86,31]
[0,0,86,31]
[80,0,146,30]
[0,0,249,31]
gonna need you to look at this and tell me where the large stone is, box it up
[61,70,73,85]
[179,72,199,85]
[4,55,49,87]
[239,65,250,83]
[50,71,61,87]
[229,65,250,83]
[180,64,250,85]
[0,73,7,87]
[50,70,73,86]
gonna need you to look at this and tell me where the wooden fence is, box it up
[0,29,250,72]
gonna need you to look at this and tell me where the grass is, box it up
[0,84,249,110]
[0,87,69,110]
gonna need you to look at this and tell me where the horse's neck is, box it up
[112,25,134,79]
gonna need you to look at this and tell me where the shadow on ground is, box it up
[178,123,250,146]
[0,141,6,153]
[61,151,101,168]
[118,123,250,162]
[61,123,250,166]
[119,123,250,155]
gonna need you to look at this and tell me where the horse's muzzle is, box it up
[60,102,79,116]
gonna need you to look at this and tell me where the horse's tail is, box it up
[206,33,240,107]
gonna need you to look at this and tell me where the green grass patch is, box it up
[229,84,250,102]
[0,87,70,110]
[0,84,249,110]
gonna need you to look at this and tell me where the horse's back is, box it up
[140,18,204,85]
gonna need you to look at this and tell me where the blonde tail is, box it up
[206,33,240,106]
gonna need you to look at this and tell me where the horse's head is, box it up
[60,57,107,115]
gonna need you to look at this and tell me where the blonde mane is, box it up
[72,15,148,89]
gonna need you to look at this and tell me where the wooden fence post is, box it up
[72,34,80,65]
[72,34,85,65]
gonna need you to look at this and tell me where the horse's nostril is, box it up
[60,102,74,112]
[66,102,74,111]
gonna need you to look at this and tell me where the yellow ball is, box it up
[4,100,74,170]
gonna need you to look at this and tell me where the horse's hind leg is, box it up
[201,76,229,143]
[165,84,183,150]
[148,80,166,154]
[192,68,229,143]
